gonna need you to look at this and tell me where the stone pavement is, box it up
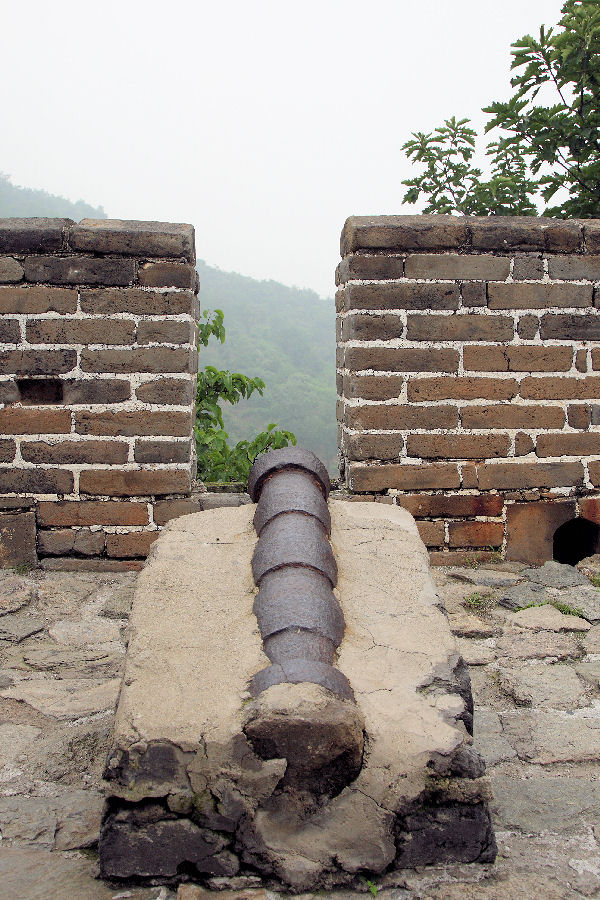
[0,557,599,899]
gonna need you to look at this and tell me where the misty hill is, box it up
[0,174,106,220]
[197,260,338,471]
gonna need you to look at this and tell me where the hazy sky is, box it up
[2,0,565,297]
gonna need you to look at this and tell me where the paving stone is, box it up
[490,774,600,833]
[522,560,589,588]
[509,604,592,632]
[0,578,37,616]
[449,613,495,638]
[495,661,588,709]
[472,707,517,766]
[577,553,600,578]
[99,581,134,618]
[449,568,523,588]
[0,796,57,844]
[456,637,496,665]
[584,625,600,653]
[0,846,130,900]
[499,581,551,610]
[1,675,120,719]
[557,585,600,624]
[22,644,123,673]
[0,612,45,642]
[48,616,120,646]
[501,708,600,763]
[0,723,40,768]
[495,629,583,661]
[52,789,105,850]
[575,659,600,687]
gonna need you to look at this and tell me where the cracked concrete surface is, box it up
[1,518,600,897]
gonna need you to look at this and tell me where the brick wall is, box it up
[336,214,600,565]
[0,218,198,570]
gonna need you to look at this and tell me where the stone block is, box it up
[36,500,149,526]
[23,256,135,286]
[548,255,600,280]
[135,378,194,405]
[541,313,600,341]
[79,469,190,497]
[0,217,69,253]
[0,257,24,283]
[520,376,600,400]
[81,288,196,315]
[37,528,105,557]
[505,500,576,564]
[0,285,77,314]
[75,409,191,436]
[0,511,37,568]
[138,262,196,289]
[464,345,573,372]
[512,254,545,280]
[62,378,131,405]
[461,282,487,306]
[517,314,539,339]
[343,432,404,461]
[396,494,503,518]
[70,219,196,263]
[469,216,581,252]
[448,521,504,548]
[477,462,583,491]
[100,502,493,889]
[345,346,459,373]
[341,214,468,255]
[407,314,514,342]
[335,253,404,283]
[345,403,458,431]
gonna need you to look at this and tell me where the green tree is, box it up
[195,309,296,483]
[402,1,600,217]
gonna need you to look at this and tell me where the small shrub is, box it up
[463,591,495,611]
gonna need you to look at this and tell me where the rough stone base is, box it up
[99,502,495,891]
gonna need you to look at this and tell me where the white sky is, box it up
[1,0,565,297]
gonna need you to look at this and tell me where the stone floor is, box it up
[1,557,599,899]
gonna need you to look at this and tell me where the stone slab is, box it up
[100,501,494,890]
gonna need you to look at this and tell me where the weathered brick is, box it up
[26,318,135,345]
[0,257,24,283]
[476,462,584,490]
[405,253,509,280]
[416,521,445,547]
[0,381,19,404]
[343,432,404,461]
[463,345,573,372]
[75,410,191,437]
[585,461,600,487]
[105,531,160,558]
[36,500,149,526]
[469,217,581,252]
[407,376,517,402]
[512,255,545,280]
[342,374,404,401]
[136,320,195,345]
[81,288,195,316]
[540,314,600,341]
[338,282,459,311]
[591,350,600,371]
[62,379,131,405]
[21,439,128,464]
[0,349,77,376]
[138,262,195,289]
[40,557,143,572]
[345,404,458,431]
[519,377,600,400]
[80,347,193,374]
[576,349,588,373]
[517,315,539,339]
[488,282,591,309]
[80,468,190,497]
[37,528,105,556]
[584,222,600,253]
[0,468,73,494]
[24,256,135,286]
[578,496,600,524]
[342,313,404,341]
[341,215,467,256]
[515,432,535,456]
[407,433,510,459]
[536,433,600,457]
[461,282,487,307]
[335,254,404,284]
[0,511,37,567]
[396,493,504,518]
[448,520,504,548]
[0,320,20,343]
[0,408,71,434]
[134,440,190,463]
[461,405,564,430]
[349,462,460,491]
[336,346,345,368]
[567,404,591,429]
[69,219,196,263]
[0,440,15,462]
[135,378,194,405]
[345,346,459,373]
[0,285,77,314]
[407,314,513,342]
[547,255,600,280]
[0,218,69,253]
[152,498,204,525]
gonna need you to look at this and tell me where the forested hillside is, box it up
[0,174,105,220]
[197,260,337,471]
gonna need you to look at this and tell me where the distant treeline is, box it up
[0,173,106,220]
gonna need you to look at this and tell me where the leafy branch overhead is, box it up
[402,0,600,217]
[195,309,296,483]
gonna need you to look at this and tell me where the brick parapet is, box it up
[0,218,199,569]
[337,214,600,564]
